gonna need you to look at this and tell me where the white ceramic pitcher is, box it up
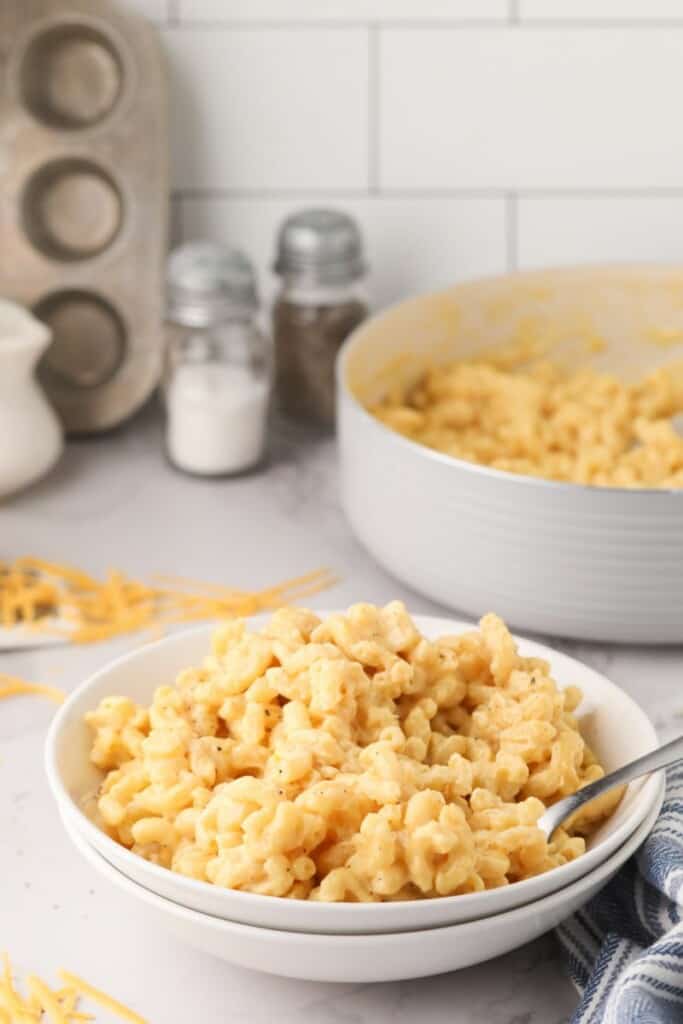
[0,298,63,498]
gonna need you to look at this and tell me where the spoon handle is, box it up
[539,732,683,839]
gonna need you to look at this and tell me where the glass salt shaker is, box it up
[164,241,271,476]
[273,209,368,427]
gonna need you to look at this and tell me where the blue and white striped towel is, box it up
[557,766,683,1024]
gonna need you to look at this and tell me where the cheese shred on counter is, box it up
[0,955,146,1024]
[0,675,65,704]
[0,558,335,645]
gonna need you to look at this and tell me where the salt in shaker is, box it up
[164,242,271,476]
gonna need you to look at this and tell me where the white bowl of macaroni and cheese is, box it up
[338,265,683,643]
[56,793,663,982]
[46,603,661,935]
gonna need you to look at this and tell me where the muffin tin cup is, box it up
[0,0,167,433]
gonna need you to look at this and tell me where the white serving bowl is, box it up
[338,265,683,643]
[59,789,663,983]
[46,615,661,934]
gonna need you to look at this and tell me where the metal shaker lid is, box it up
[273,209,366,285]
[167,241,259,326]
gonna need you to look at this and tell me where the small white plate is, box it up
[0,621,70,650]
[59,790,663,984]
[46,615,661,934]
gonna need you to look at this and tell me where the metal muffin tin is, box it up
[0,0,168,433]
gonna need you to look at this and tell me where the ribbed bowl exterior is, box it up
[339,392,683,644]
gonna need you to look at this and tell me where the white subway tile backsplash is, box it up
[163,27,368,190]
[520,1,683,20]
[169,196,183,248]
[179,196,507,309]
[142,14,683,302]
[517,197,683,268]
[178,1,508,23]
[120,0,168,23]
[379,28,683,190]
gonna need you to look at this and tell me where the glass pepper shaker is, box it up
[273,209,368,427]
[164,241,271,476]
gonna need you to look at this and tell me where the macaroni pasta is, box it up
[86,604,620,902]
[372,360,683,488]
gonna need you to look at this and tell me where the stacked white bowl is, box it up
[46,620,664,984]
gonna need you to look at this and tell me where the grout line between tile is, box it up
[173,188,375,200]
[167,18,371,29]
[172,195,184,247]
[172,187,683,201]
[373,188,507,198]
[165,18,683,30]
[514,19,683,28]
[168,19,513,31]
[368,24,379,194]
[517,188,683,198]
[505,193,517,271]
[167,0,180,27]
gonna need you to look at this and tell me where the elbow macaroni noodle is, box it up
[86,604,621,902]
[372,359,683,488]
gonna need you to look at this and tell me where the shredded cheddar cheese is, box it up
[646,326,683,348]
[27,976,74,1023]
[0,558,336,645]
[0,956,146,1024]
[57,973,146,1024]
[0,675,65,704]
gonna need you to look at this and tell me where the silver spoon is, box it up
[537,733,683,841]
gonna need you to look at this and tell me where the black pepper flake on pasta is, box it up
[84,604,621,902]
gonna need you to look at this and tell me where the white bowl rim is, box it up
[46,615,661,922]
[336,264,683,499]
[60,777,664,941]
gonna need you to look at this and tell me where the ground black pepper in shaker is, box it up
[273,209,368,427]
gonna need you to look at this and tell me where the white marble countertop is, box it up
[2,407,681,1024]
